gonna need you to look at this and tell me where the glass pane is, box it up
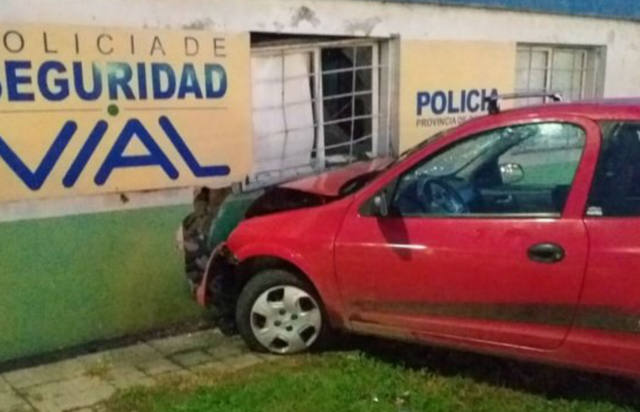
[352,136,373,158]
[499,124,585,188]
[515,69,530,91]
[324,96,352,120]
[529,68,547,91]
[324,120,352,154]
[588,122,640,216]
[354,116,372,139]
[553,50,575,71]
[551,68,572,95]
[322,69,372,96]
[322,71,353,96]
[574,52,585,70]
[321,47,354,70]
[323,94,372,120]
[356,46,373,67]
[530,50,548,69]
[324,118,372,158]
[571,70,583,99]
[392,123,586,216]
[355,69,372,91]
[354,93,373,116]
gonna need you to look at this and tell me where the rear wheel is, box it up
[235,270,326,354]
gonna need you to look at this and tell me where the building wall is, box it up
[4,0,639,99]
[2,0,640,361]
[0,201,197,361]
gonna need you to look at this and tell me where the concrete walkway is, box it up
[0,329,267,412]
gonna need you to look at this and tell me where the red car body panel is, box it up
[279,157,394,196]
[202,100,640,379]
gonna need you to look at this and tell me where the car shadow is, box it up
[333,334,640,410]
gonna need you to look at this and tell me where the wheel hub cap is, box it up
[250,285,322,354]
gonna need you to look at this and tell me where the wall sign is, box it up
[0,25,251,203]
[399,40,516,151]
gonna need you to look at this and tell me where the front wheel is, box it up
[235,270,327,354]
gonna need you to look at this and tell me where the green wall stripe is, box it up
[0,204,199,361]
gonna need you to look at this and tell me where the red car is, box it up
[197,96,640,379]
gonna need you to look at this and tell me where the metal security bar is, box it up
[249,39,386,185]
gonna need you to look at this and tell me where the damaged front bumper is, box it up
[196,243,240,334]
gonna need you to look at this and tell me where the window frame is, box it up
[249,39,388,186]
[384,122,589,220]
[516,44,603,104]
[586,121,640,218]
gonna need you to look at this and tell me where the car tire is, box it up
[235,269,328,354]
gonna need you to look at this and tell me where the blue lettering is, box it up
[460,90,467,113]
[152,63,176,99]
[107,62,134,100]
[159,116,230,177]
[177,63,203,99]
[38,60,69,101]
[431,91,447,115]
[94,119,178,185]
[482,89,498,111]
[73,62,102,101]
[467,90,481,112]
[447,90,460,114]
[204,64,227,98]
[137,62,147,100]
[62,121,108,187]
[6,60,34,101]
[417,92,430,116]
[0,122,77,190]
[151,63,176,99]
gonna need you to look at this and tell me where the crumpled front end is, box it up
[196,242,240,335]
[179,187,260,292]
[180,185,332,293]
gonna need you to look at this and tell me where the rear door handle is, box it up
[528,243,565,264]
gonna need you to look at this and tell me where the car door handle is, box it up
[528,243,565,264]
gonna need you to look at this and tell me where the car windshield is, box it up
[384,129,451,171]
[338,130,452,196]
[417,125,541,178]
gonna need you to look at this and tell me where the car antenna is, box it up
[485,91,563,114]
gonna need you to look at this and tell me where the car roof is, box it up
[463,98,640,129]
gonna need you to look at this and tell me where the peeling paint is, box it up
[290,6,320,28]
[183,17,214,30]
[344,16,382,36]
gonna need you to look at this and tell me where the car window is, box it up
[587,122,640,217]
[391,122,586,217]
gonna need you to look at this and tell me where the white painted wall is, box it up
[2,0,639,98]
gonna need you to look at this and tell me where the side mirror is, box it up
[373,192,389,217]
[500,163,525,185]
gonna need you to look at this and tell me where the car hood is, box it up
[278,157,394,197]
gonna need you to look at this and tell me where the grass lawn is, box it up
[107,339,639,412]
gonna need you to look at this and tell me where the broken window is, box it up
[249,36,393,186]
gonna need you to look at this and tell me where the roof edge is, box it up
[360,0,640,23]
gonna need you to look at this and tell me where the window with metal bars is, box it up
[249,40,390,186]
[516,45,604,106]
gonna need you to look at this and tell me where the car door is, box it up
[334,117,600,350]
[573,121,640,371]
